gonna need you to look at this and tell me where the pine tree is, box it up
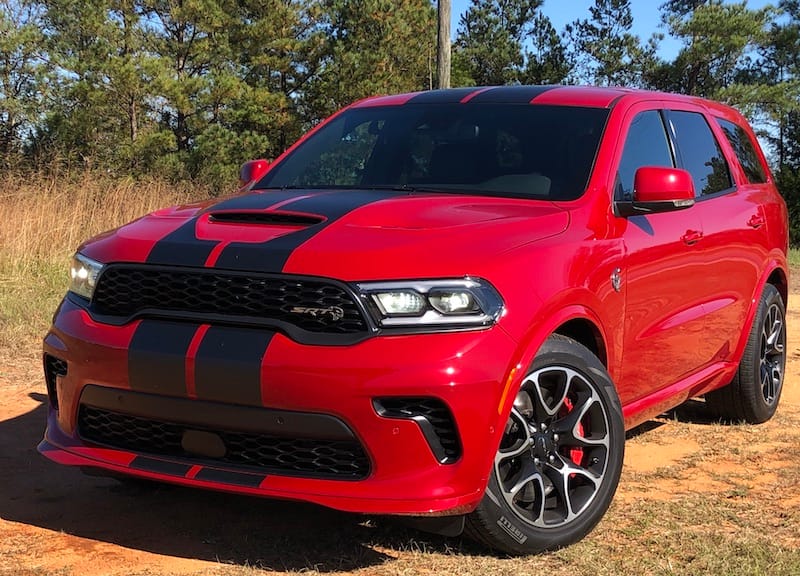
[36,0,156,170]
[523,12,573,85]
[308,0,436,118]
[454,0,571,86]
[0,1,46,166]
[568,0,653,87]
[646,0,774,97]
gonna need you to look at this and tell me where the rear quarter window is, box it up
[716,118,768,184]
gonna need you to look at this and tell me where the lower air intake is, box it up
[77,405,370,480]
[374,397,462,464]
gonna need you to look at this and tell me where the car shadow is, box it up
[1,392,473,571]
[661,398,725,425]
[625,398,727,440]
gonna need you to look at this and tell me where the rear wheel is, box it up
[466,335,624,555]
[706,283,786,423]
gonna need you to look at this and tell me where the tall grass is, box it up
[0,172,208,352]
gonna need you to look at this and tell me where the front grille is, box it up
[374,397,462,463]
[43,354,67,410]
[78,405,370,480]
[91,266,368,334]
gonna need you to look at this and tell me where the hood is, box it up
[80,189,569,280]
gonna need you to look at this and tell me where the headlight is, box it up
[357,278,504,329]
[69,253,103,300]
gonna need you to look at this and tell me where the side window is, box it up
[668,111,732,196]
[716,118,768,184]
[616,110,673,201]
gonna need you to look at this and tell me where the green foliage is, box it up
[0,1,46,166]
[9,0,434,186]
[778,166,800,244]
[647,1,775,97]
[35,0,154,169]
[308,0,435,118]
[568,0,656,86]
[523,12,573,85]
[455,0,541,85]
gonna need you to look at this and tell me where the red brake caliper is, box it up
[560,397,585,466]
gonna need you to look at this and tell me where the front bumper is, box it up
[40,297,519,515]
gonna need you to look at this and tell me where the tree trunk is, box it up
[129,98,137,144]
[437,0,451,89]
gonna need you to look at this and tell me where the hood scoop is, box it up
[209,211,325,226]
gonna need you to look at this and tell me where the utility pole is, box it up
[437,0,451,89]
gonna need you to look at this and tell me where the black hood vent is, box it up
[209,211,325,226]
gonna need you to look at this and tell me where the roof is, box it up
[353,85,637,109]
[352,85,737,114]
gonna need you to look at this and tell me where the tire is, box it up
[466,334,625,555]
[706,283,786,424]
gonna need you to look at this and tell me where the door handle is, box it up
[681,230,703,245]
[747,214,765,229]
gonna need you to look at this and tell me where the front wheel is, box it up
[466,335,625,555]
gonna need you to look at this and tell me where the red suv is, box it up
[40,86,788,554]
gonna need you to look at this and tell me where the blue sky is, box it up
[450,0,773,60]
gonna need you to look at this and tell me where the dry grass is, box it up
[0,172,206,352]
[0,172,201,267]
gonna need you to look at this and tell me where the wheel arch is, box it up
[766,266,788,307]
[488,306,612,470]
[552,317,608,368]
[727,259,788,374]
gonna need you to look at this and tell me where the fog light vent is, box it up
[374,397,462,464]
[43,354,68,410]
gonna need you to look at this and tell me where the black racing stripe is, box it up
[209,189,320,211]
[194,467,265,488]
[145,190,321,266]
[130,455,192,477]
[146,219,217,266]
[193,326,274,406]
[128,320,198,396]
[213,189,399,272]
[407,87,487,104]
[467,85,558,104]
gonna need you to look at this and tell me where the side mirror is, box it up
[239,159,270,188]
[617,166,695,217]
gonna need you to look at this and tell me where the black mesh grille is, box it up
[375,397,461,463]
[43,354,67,410]
[78,405,370,480]
[91,266,367,334]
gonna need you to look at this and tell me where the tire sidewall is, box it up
[742,284,786,422]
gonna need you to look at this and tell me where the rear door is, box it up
[666,108,772,364]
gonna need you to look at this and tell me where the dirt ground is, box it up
[1,289,799,575]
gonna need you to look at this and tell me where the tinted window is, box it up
[669,111,732,196]
[616,110,674,201]
[257,104,610,200]
[717,118,768,184]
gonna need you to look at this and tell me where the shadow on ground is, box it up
[0,393,472,572]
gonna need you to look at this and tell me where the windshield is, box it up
[256,103,609,201]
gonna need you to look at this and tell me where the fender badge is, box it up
[611,268,622,293]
